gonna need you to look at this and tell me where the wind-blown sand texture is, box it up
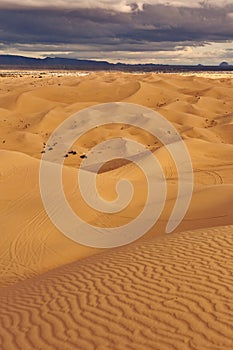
[1,226,233,350]
[0,71,233,349]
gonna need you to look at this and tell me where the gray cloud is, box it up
[1,0,233,10]
[0,1,233,64]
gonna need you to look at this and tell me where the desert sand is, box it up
[0,71,233,349]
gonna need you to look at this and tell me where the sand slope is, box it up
[1,226,233,350]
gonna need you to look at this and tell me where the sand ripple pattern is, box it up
[1,226,233,350]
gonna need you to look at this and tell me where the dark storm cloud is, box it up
[0,3,233,53]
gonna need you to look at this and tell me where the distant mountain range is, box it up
[0,55,232,72]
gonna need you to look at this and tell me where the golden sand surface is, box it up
[1,226,233,350]
[0,71,233,349]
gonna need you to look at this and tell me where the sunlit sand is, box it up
[0,71,233,349]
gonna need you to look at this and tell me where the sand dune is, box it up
[1,226,233,350]
[0,71,233,349]
[0,143,232,287]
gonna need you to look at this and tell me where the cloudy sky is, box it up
[0,0,233,64]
